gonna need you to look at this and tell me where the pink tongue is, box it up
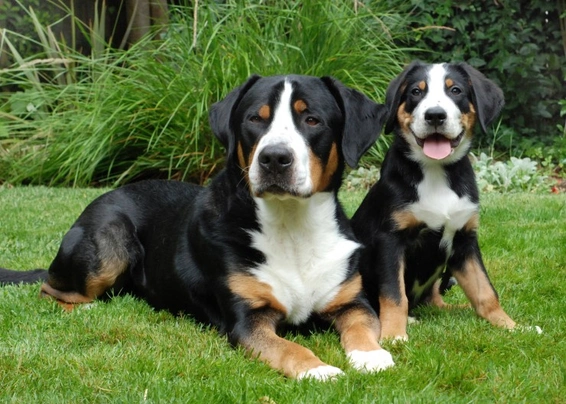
[423,135,452,160]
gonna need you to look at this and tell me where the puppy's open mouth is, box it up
[414,132,464,160]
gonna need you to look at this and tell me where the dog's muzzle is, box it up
[253,144,298,197]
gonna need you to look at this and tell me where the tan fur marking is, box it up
[445,78,454,88]
[418,80,426,91]
[237,142,246,170]
[85,257,128,299]
[397,102,413,137]
[428,279,470,310]
[333,308,382,353]
[322,274,363,314]
[309,143,338,193]
[293,99,307,114]
[461,103,476,138]
[228,273,287,315]
[40,282,93,305]
[392,210,423,230]
[240,317,326,378]
[379,259,409,340]
[453,257,516,329]
[464,213,480,232]
[430,279,447,308]
[259,104,271,120]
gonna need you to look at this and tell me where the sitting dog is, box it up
[0,74,394,380]
[351,61,517,341]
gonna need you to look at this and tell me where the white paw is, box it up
[512,325,543,334]
[347,349,395,373]
[407,316,419,325]
[296,365,344,381]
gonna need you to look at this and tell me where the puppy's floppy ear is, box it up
[457,62,505,133]
[209,75,262,155]
[321,76,386,168]
[384,60,425,134]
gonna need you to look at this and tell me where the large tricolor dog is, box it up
[0,75,394,380]
[351,61,518,341]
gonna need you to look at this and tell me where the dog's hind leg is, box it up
[41,214,143,310]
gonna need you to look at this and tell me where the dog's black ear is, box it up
[321,76,387,168]
[457,62,505,133]
[209,75,262,155]
[384,60,425,134]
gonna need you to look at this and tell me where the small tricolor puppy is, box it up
[0,75,393,380]
[352,61,526,341]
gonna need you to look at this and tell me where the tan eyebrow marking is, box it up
[293,99,307,114]
[258,105,270,120]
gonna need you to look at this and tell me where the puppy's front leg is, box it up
[449,237,516,329]
[321,275,395,372]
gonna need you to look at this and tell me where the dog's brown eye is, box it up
[249,115,262,123]
[305,117,320,126]
[411,88,422,96]
[451,87,462,95]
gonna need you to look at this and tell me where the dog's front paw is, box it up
[296,365,344,381]
[512,325,543,334]
[347,349,395,373]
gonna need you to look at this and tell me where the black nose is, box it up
[258,145,294,174]
[424,107,447,127]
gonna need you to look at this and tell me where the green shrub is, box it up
[0,1,410,186]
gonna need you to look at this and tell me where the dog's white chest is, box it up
[409,165,477,254]
[249,194,360,324]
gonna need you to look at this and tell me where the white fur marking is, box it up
[409,163,477,298]
[347,349,395,372]
[248,79,313,196]
[296,365,344,381]
[250,193,360,324]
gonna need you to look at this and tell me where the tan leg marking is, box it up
[379,259,408,340]
[428,279,470,310]
[240,315,328,379]
[453,258,516,329]
[321,274,382,352]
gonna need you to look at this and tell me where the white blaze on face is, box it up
[248,79,313,198]
[408,64,471,164]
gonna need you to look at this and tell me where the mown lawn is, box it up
[0,186,565,403]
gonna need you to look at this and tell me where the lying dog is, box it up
[351,61,518,341]
[0,74,393,380]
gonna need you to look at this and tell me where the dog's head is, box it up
[210,75,386,198]
[384,61,504,164]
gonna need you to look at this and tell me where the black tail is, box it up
[0,268,48,285]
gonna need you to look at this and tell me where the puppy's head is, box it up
[210,75,386,199]
[384,61,504,164]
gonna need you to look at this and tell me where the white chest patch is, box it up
[249,193,360,324]
[409,164,478,255]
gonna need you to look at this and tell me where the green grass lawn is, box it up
[1,186,565,403]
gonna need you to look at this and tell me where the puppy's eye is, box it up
[305,116,320,126]
[451,87,462,95]
[249,115,263,123]
[411,88,422,96]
